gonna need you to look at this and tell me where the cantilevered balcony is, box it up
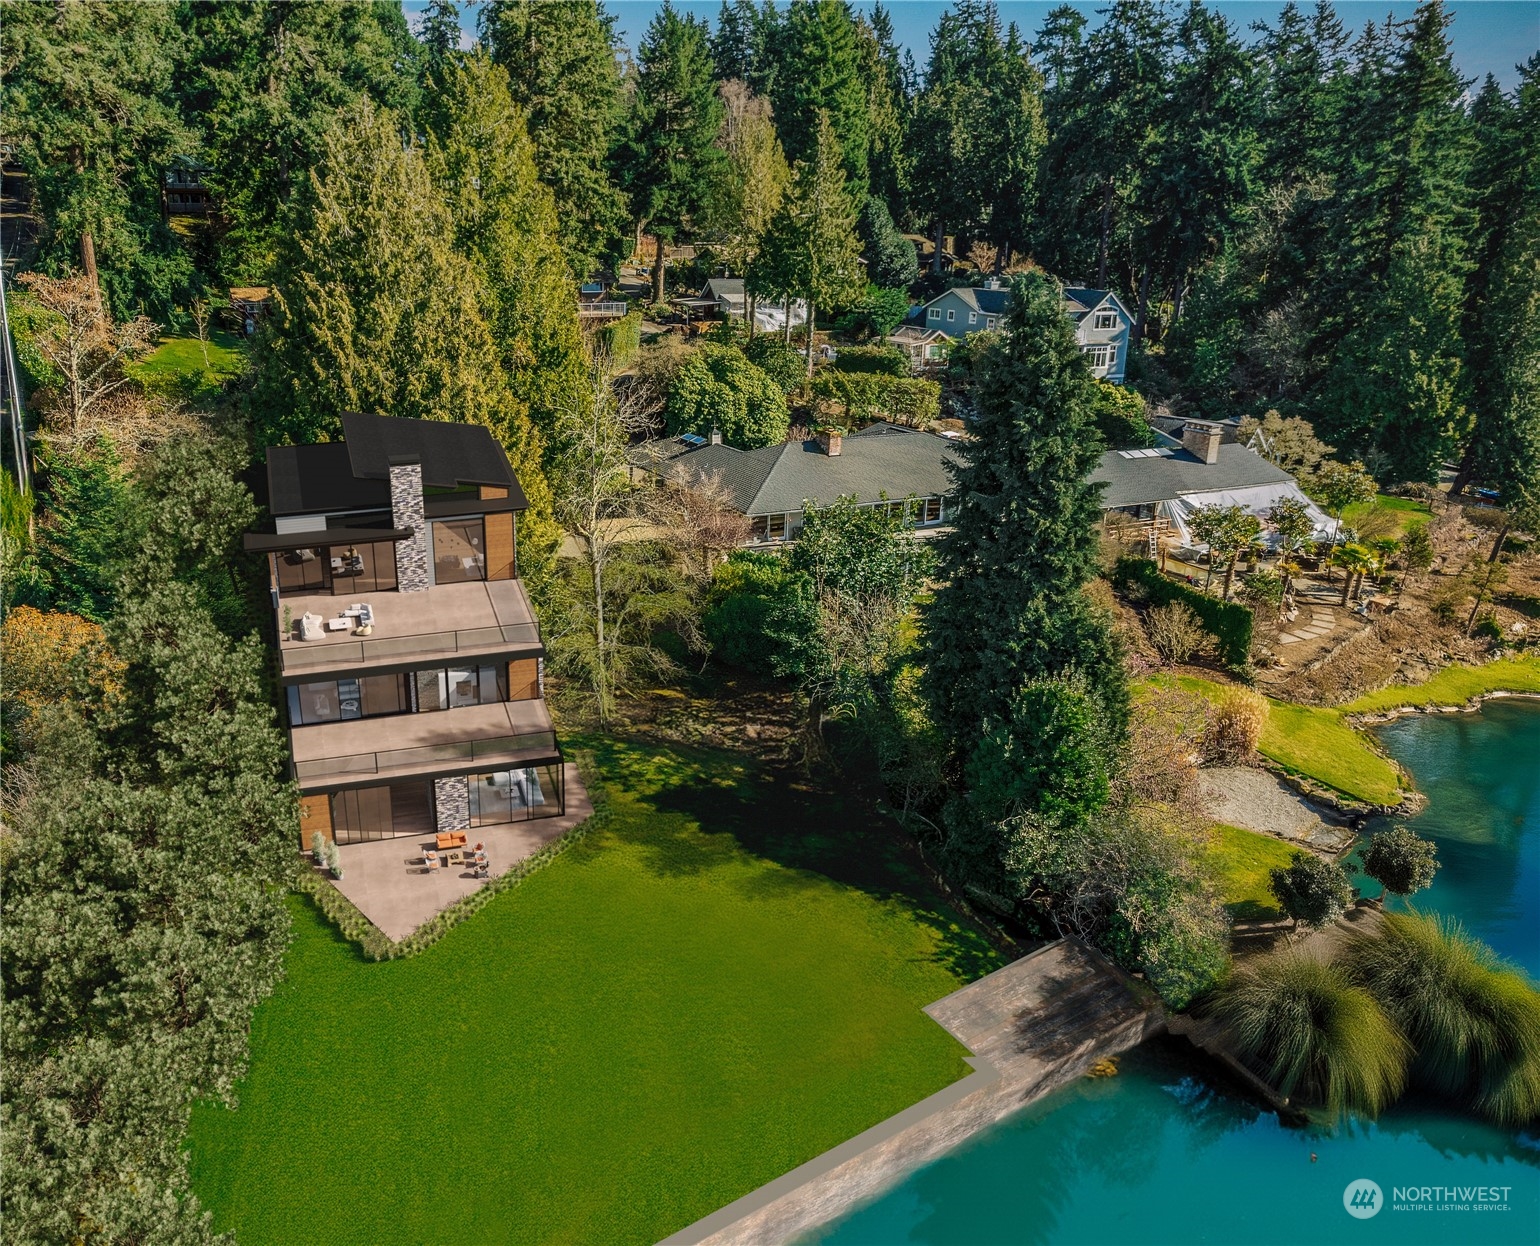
[290,698,557,790]
[278,578,540,679]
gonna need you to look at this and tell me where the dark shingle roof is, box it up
[266,413,525,516]
[1090,443,1295,509]
[635,425,963,516]
[1061,286,1110,318]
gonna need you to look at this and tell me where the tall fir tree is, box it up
[176,0,420,285]
[426,54,589,451]
[858,3,913,222]
[771,0,870,200]
[480,0,628,278]
[754,111,864,374]
[250,99,559,583]
[923,271,1127,747]
[710,0,760,81]
[620,1,727,304]
[1316,1,1474,481]
[4,0,192,316]
[1455,56,1540,514]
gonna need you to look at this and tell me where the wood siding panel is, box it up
[485,511,515,580]
[508,658,539,701]
[299,793,333,850]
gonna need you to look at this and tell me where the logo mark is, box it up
[1344,1179,1383,1219]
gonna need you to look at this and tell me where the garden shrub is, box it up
[598,308,642,363]
[1112,556,1254,667]
[884,377,940,426]
[665,344,788,449]
[1204,687,1268,763]
[1146,600,1206,664]
[743,337,805,394]
[827,344,909,377]
[701,550,816,675]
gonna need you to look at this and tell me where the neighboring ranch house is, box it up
[1091,420,1332,550]
[630,423,963,546]
[675,277,808,334]
[911,280,1133,382]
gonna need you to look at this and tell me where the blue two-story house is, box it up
[911,279,1133,383]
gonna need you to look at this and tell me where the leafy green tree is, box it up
[4,0,192,315]
[924,271,1127,746]
[1089,378,1153,449]
[772,0,870,199]
[1313,458,1377,543]
[857,194,918,289]
[743,336,806,393]
[481,0,628,278]
[426,54,588,445]
[1269,850,1354,931]
[621,2,727,304]
[1189,503,1262,599]
[835,284,911,341]
[710,79,792,322]
[665,344,788,448]
[15,441,132,622]
[1361,826,1440,901]
[755,111,864,374]
[702,550,817,674]
[250,98,559,584]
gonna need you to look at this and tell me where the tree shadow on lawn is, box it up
[580,732,1003,983]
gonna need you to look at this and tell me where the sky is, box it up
[412,1,1539,91]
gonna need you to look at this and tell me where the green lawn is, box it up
[187,736,1001,1246]
[1209,823,1297,921]
[1143,674,1405,805]
[1340,493,1434,539]
[130,330,245,394]
[1340,656,1540,714]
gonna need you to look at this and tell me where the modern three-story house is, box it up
[243,412,565,850]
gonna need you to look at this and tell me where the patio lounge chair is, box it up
[298,612,325,641]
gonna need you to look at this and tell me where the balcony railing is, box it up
[282,621,541,672]
[294,729,559,782]
[577,301,629,316]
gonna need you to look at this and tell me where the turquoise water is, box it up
[809,700,1540,1246]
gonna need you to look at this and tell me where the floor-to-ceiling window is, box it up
[330,780,435,843]
[432,518,487,583]
[468,764,564,826]
[288,673,408,726]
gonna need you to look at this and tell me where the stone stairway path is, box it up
[1277,606,1339,646]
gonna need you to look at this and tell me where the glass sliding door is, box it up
[431,518,486,584]
[330,780,436,844]
[469,764,563,826]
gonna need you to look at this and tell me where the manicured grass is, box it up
[1209,824,1297,921]
[1340,493,1433,539]
[1143,674,1404,805]
[130,330,245,394]
[1340,656,1540,714]
[187,736,1001,1246]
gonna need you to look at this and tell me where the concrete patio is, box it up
[327,762,593,941]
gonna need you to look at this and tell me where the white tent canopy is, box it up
[1160,481,1332,550]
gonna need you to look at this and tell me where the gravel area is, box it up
[1198,766,1357,854]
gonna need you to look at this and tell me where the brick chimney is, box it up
[816,429,843,456]
[1181,420,1223,465]
[388,456,431,592]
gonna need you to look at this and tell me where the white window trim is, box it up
[947,308,955,322]
[986,317,996,330]
[1094,312,1118,330]
[968,311,977,324]
[927,307,939,320]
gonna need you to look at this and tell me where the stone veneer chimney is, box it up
[1181,420,1223,466]
[389,457,431,592]
[816,429,843,457]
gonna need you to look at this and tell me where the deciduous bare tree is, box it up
[18,271,158,448]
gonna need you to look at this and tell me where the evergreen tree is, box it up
[1255,1,1350,185]
[1031,5,1098,280]
[1316,1,1474,481]
[755,112,864,374]
[426,54,588,448]
[1456,57,1540,515]
[857,195,919,290]
[250,99,559,583]
[4,0,193,316]
[177,0,420,285]
[620,1,727,305]
[480,0,628,278]
[710,0,760,81]
[858,4,913,221]
[710,82,792,311]
[416,0,464,109]
[922,271,1127,745]
[772,0,870,200]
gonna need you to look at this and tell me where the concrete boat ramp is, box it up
[661,940,1164,1246]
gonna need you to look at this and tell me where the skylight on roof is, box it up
[1117,447,1174,459]
[679,433,706,447]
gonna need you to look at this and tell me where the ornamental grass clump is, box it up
[1210,951,1409,1116]
[1348,913,1540,1126]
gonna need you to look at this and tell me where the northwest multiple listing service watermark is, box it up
[1343,1177,1514,1220]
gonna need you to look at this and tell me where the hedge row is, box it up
[292,753,607,961]
[1112,555,1254,667]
